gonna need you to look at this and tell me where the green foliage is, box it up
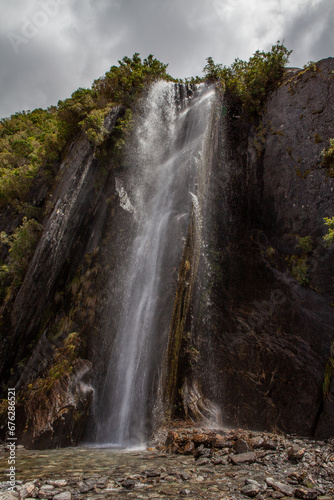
[5,217,42,286]
[291,255,309,285]
[93,53,172,106]
[304,61,317,72]
[321,138,334,174]
[323,217,334,248]
[79,108,110,147]
[113,108,133,154]
[27,332,80,395]
[0,108,61,207]
[57,87,97,143]
[203,42,292,114]
[298,235,313,254]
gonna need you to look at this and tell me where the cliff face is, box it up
[175,58,334,439]
[0,61,333,447]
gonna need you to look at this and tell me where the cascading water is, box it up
[95,81,216,446]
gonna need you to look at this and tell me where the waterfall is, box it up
[95,81,216,446]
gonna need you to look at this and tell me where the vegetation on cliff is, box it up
[203,42,292,114]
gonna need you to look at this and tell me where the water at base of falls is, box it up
[94,81,216,447]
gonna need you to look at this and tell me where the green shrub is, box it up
[298,235,313,254]
[290,255,309,285]
[323,217,334,248]
[7,217,42,286]
[203,42,292,114]
[321,138,334,172]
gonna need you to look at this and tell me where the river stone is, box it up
[183,440,195,455]
[288,445,305,462]
[234,438,251,453]
[230,451,257,464]
[20,482,38,498]
[0,493,20,500]
[295,487,319,499]
[241,483,260,497]
[266,477,295,497]
[53,493,72,500]
[122,479,135,489]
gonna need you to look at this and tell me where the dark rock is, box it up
[266,477,295,497]
[295,487,319,499]
[288,445,305,462]
[230,452,257,465]
[53,493,72,500]
[241,483,260,497]
[122,479,136,489]
[179,471,191,481]
[145,470,161,478]
[194,444,212,459]
[183,440,195,455]
[234,438,251,453]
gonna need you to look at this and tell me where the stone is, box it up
[230,452,257,465]
[265,477,294,497]
[52,480,68,488]
[0,493,20,500]
[183,440,195,455]
[263,440,277,450]
[288,445,305,462]
[165,431,177,447]
[180,489,191,496]
[194,444,211,459]
[192,434,212,447]
[20,482,38,498]
[179,471,191,481]
[241,483,260,497]
[295,487,319,499]
[53,493,72,500]
[212,434,227,449]
[145,470,160,478]
[234,438,251,453]
[122,479,136,489]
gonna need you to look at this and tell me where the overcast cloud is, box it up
[0,0,333,119]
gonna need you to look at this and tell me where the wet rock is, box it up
[53,493,72,500]
[230,451,257,465]
[20,481,38,498]
[212,434,227,449]
[234,438,251,453]
[194,444,212,459]
[76,481,95,493]
[288,445,305,462]
[266,477,295,497]
[241,483,260,497]
[295,487,319,499]
[183,440,195,455]
[145,469,160,478]
[192,433,212,447]
[0,493,20,500]
[263,440,277,450]
[165,430,177,447]
[250,436,264,449]
[122,478,136,489]
[52,480,68,488]
[179,471,191,481]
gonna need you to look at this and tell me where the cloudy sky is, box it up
[0,0,333,119]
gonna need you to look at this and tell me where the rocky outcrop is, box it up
[18,358,94,449]
[171,59,334,439]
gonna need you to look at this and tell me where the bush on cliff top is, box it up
[203,42,292,114]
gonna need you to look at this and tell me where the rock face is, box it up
[0,62,334,447]
[169,58,334,439]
